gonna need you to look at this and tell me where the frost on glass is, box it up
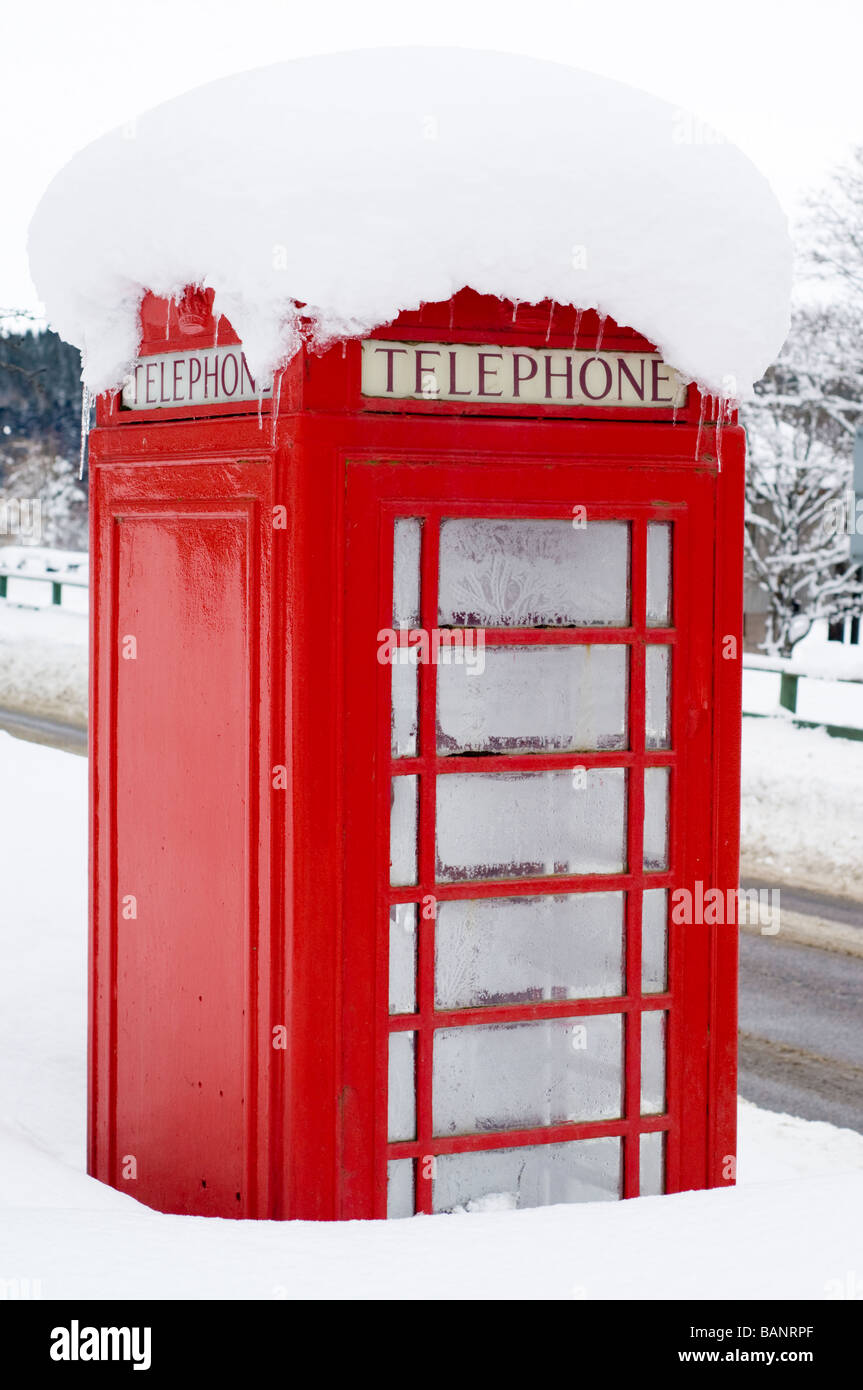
[639,1132,665,1197]
[387,1158,415,1219]
[436,768,626,882]
[389,904,417,1014]
[438,519,629,628]
[388,1031,416,1141]
[641,1011,666,1115]
[643,767,670,871]
[393,517,422,627]
[645,645,671,750]
[432,1137,621,1213]
[642,888,668,993]
[391,657,418,758]
[437,645,628,754]
[390,775,418,886]
[432,1013,623,1135]
[646,522,672,626]
[435,892,624,1009]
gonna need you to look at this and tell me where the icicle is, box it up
[715,401,724,472]
[694,392,706,462]
[165,298,171,339]
[545,302,555,343]
[270,370,283,448]
[341,341,347,358]
[449,300,455,329]
[595,314,607,352]
[257,385,264,431]
[672,398,679,426]
[79,386,92,481]
[572,308,583,351]
[511,300,519,324]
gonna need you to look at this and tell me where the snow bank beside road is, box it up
[741,718,863,899]
[29,48,791,399]
[2,732,863,1300]
[0,603,87,727]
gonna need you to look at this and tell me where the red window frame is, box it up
[342,455,719,1219]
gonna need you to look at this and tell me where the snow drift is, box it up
[28,47,792,399]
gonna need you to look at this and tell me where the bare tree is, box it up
[744,413,862,655]
[744,145,863,651]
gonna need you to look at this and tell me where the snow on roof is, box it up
[28,47,792,400]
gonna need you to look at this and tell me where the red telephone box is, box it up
[89,286,743,1220]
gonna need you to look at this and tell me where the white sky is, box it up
[2,0,862,317]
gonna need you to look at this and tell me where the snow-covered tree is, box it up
[744,413,862,655]
[744,146,863,652]
[0,436,87,550]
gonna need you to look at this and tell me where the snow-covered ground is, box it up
[741,718,863,899]
[1,729,862,1300]
[0,602,87,726]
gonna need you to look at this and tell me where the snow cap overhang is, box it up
[28,47,793,401]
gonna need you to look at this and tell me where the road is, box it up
[739,926,863,1133]
[0,705,86,755]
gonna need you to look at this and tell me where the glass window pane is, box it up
[433,1014,623,1135]
[391,655,418,758]
[436,768,626,883]
[388,1031,416,1141]
[641,1011,666,1115]
[435,892,624,1009]
[387,1158,415,1218]
[437,645,628,754]
[390,776,418,886]
[643,767,670,871]
[639,1132,665,1197]
[438,519,629,628]
[433,1138,621,1213]
[642,888,668,993]
[393,518,421,627]
[645,646,671,750]
[646,522,672,627]
[389,904,417,1014]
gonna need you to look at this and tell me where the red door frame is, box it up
[340,439,739,1219]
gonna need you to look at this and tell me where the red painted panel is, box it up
[112,509,251,1216]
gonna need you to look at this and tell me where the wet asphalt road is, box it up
[738,929,863,1133]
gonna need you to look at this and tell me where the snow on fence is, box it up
[0,547,88,611]
[743,653,863,740]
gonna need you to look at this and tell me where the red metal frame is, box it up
[89,288,742,1221]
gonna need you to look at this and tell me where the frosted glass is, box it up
[389,904,417,1014]
[433,1013,623,1135]
[390,776,418,886]
[643,767,670,871]
[436,768,626,882]
[391,656,418,758]
[387,1159,415,1219]
[435,892,624,1008]
[433,1138,621,1213]
[639,1132,665,1196]
[437,644,628,754]
[393,517,421,627]
[388,1031,416,1140]
[645,645,671,750]
[438,519,629,627]
[646,523,672,626]
[642,888,668,993]
[641,1011,666,1115]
